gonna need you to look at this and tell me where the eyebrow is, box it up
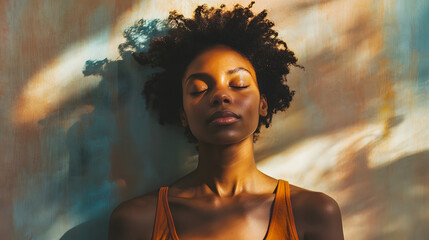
[226,67,252,75]
[184,67,253,84]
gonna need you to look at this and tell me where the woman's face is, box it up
[180,45,268,145]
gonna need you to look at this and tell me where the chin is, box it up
[199,132,253,145]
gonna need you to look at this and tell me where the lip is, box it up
[208,110,240,124]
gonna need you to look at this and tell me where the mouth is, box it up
[208,110,240,125]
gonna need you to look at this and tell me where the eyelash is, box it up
[191,86,249,95]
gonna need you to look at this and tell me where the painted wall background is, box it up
[1,0,428,239]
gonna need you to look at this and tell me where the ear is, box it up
[180,109,188,127]
[259,94,268,117]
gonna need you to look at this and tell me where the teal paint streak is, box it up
[414,2,429,89]
[384,0,429,91]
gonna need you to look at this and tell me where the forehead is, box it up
[183,45,257,82]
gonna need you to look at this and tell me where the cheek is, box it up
[239,93,261,124]
[183,99,205,125]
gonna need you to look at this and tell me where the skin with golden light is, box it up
[180,44,267,146]
[108,45,344,240]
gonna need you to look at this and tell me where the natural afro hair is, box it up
[134,1,301,144]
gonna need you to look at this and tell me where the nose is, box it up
[210,86,232,106]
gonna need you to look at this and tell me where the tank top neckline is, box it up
[161,179,284,240]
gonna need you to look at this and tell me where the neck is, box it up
[194,136,262,198]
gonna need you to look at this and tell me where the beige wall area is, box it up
[1,0,428,239]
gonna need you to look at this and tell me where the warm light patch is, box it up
[12,34,111,126]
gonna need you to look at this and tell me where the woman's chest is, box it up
[168,194,276,240]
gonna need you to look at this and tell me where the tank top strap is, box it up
[152,186,179,240]
[265,180,300,240]
[284,180,300,240]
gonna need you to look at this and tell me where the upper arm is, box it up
[302,192,344,240]
[108,204,134,240]
[108,194,158,240]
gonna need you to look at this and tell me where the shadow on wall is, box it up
[330,114,429,239]
[371,151,429,239]
[11,19,196,240]
[340,149,429,240]
[59,19,197,239]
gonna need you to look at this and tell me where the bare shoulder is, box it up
[289,184,344,240]
[108,189,159,240]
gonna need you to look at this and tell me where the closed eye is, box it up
[190,90,207,96]
[190,86,248,96]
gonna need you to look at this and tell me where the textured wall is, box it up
[1,0,428,239]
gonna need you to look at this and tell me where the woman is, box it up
[109,2,344,240]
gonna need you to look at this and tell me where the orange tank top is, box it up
[151,179,299,240]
